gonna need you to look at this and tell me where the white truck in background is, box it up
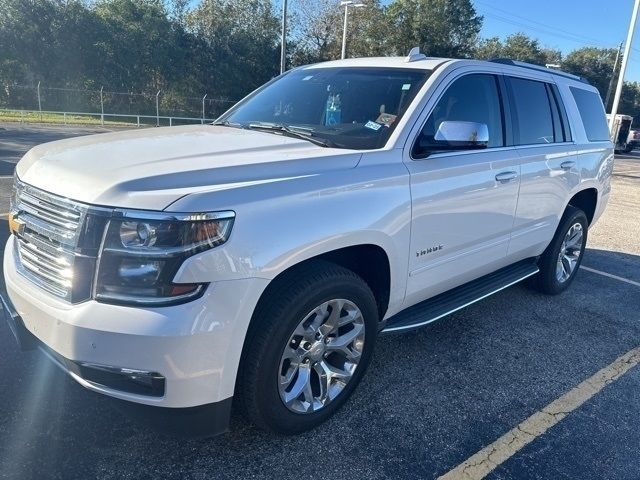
[607,113,633,152]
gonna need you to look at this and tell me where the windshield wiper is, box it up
[211,120,247,129]
[247,123,334,148]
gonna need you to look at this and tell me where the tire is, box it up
[236,260,378,434]
[531,205,588,295]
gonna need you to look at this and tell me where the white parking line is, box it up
[439,346,640,480]
[580,265,640,288]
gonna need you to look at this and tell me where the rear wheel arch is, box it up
[567,187,598,225]
[532,205,588,294]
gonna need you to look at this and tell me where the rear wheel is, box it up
[236,261,378,434]
[531,205,588,295]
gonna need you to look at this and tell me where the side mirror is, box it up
[434,121,489,148]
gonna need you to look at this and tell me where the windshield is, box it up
[218,67,431,150]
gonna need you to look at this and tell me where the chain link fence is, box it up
[0,83,238,126]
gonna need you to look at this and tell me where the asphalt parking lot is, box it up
[0,123,638,480]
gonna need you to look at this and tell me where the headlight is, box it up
[95,211,234,306]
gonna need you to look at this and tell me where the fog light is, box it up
[76,362,166,397]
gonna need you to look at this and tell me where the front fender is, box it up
[170,159,412,313]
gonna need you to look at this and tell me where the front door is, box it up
[403,72,521,306]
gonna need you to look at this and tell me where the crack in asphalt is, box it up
[439,347,640,480]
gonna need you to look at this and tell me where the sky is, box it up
[473,0,640,82]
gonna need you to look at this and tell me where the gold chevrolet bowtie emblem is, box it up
[8,212,25,236]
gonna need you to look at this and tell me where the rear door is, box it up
[403,71,521,306]
[505,75,581,259]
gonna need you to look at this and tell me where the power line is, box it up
[476,0,640,87]
[480,11,617,49]
[483,10,640,64]
[476,1,618,48]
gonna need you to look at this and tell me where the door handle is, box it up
[560,161,576,170]
[495,171,518,183]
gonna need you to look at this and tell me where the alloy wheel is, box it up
[556,222,584,283]
[278,298,365,414]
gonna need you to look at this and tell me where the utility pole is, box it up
[280,0,288,74]
[340,1,365,60]
[100,86,104,126]
[37,81,42,121]
[610,0,640,131]
[155,90,161,127]
[202,93,207,124]
[341,2,350,60]
[605,42,623,111]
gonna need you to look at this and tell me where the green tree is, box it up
[0,0,280,110]
[386,0,482,58]
[289,0,389,65]
[187,0,280,99]
[0,0,101,86]
[618,81,640,119]
[474,36,503,60]
[562,47,618,108]
[93,0,178,91]
[474,33,560,66]
[344,0,390,58]
[288,0,340,64]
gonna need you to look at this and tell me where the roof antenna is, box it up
[405,47,427,63]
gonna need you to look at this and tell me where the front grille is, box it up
[19,190,81,241]
[11,179,107,303]
[16,237,74,297]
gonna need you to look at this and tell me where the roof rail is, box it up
[488,58,589,84]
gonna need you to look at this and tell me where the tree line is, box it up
[1,0,639,119]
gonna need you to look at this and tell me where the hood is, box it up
[16,125,361,210]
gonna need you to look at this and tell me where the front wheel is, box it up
[531,205,588,295]
[236,261,378,434]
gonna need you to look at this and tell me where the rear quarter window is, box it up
[570,87,610,142]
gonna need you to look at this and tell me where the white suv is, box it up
[3,51,613,435]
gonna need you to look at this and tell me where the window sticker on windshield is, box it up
[402,83,411,90]
[376,113,397,127]
[365,121,382,131]
[302,75,313,81]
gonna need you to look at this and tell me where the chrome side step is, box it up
[382,259,539,333]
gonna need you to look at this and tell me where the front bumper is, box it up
[1,299,166,397]
[1,294,234,435]
[3,236,270,411]
[2,293,37,351]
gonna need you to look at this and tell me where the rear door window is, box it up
[507,77,556,145]
[570,87,610,142]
